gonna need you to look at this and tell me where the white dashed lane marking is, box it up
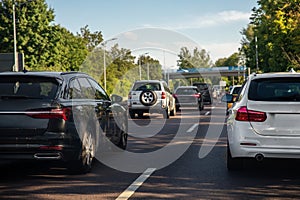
[187,124,199,133]
[116,168,156,200]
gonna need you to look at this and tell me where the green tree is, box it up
[215,52,240,67]
[214,58,228,67]
[137,55,162,80]
[242,0,300,72]
[177,47,213,69]
[0,0,88,71]
[0,0,55,70]
[77,25,103,52]
[107,44,137,96]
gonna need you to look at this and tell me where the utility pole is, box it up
[13,1,18,71]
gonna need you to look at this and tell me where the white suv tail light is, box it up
[161,92,166,99]
[235,106,267,122]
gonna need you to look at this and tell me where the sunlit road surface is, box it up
[1,103,300,200]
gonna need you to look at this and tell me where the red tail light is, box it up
[193,94,200,98]
[235,106,267,122]
[161,92,166,99]
[26,108,71,121]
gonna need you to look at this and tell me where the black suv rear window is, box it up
[248,77,300,101]
[232,87,241,95]
[0,76,59,99]
[176,88,198,95]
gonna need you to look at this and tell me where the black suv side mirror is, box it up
[111,94,123,103]
[221,94,234,103]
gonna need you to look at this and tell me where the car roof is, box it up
[250,72,300,79]
[231,85,242,88]
[134,80,165,84]
[176,86,198,89]
[0,71,89,79]
[193,82,209,85]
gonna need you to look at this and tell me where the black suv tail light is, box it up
[193,93,200,98]
[25,108,71,121]
[235,106,267,122]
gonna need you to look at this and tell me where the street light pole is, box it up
[13,1,18,72]
[255,36,259,71]
[102,38,117,91]
[147,62,149,80]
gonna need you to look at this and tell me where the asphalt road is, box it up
[1,102,300,200]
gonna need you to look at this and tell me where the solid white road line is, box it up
[116,168,156,200]
[187,124,198,133]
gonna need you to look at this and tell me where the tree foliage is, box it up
[77,25,103,52]
[215,52,240,67]
[0,0,88,71]
[241,0,300,72]
[0,0,164,97]
[137,55,162,80]
[177,47,213,69]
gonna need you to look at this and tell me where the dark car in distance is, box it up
[192,82,213,104]
[0,71,128,174]
[173,86,204,111]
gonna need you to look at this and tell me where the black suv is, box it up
[193,82,213,104]
[0,71,128,174]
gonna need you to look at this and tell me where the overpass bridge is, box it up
[166,66,247,79]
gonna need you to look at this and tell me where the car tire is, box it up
[117,131,128,150]
[198,105,202,111]
[140,90,157,106]
[170,106,176,116]
[163,106,170,119]
[137,112,143,118]
[227,144,243,171]
[68,130,96,174]
[129,111,135,119]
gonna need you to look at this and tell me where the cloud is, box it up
[122,31,139,41]
[145,10,251,30]
[218,10,251,22]
[202,42,240,62]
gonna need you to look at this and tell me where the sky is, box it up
[45,0,258,69]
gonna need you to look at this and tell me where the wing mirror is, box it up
[221,94,234,103]
[111,94,123,103]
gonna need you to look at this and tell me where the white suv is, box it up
[224,72,300,170]
[128,80,176,119]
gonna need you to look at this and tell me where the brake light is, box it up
[162,92,166,99]
[193,94,200,98]
[26,108,71,121]
[235,106,267,122]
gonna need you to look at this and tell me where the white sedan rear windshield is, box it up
[248,77,300,101]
